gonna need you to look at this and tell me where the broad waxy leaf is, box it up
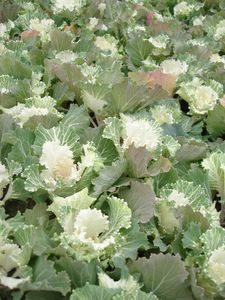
[129,253,191,300]
[119,181,155,223]
[0,1,224,299]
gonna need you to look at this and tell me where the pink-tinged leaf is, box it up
[150,20,182,35]
[148,70,177,96]
[21,30,40,40]
[220,95,225,107]
[128,71,153,86]
[146,11,155,26]
[149,156,172,176]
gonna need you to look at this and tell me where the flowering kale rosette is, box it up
[0,0,225,299]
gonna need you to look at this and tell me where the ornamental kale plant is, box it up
[0,0,225,299]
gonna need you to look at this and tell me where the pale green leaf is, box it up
[22,164,43,192]
[33,124,80,157]
[81,84,108,115]
[103,117,122,154]
[182,222,202,250]
[202,152,225,199]
[102,197,131,239]
[201,227,225,255]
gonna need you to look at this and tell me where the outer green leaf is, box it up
[106,79,148,115]
[50,30,73,51]
[206,104,225,137]
[126,38,152,67]
[25,291,64,300]
[60,104,90,135]
[129,253,190,300]
[182,222,202,250]
[8,128,35,164]
[119,181,155,223]
[83,127,118,164]
[175,138,207,162]
[0,56,32,79]
[114,221,148,261]
[160,179,211,209]
[22,256,71,296]
[57,257,97,288]
[70,284,117,300]
[92,160,127,197]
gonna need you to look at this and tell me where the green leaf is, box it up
[106,79,148,115]
[14,225,53,256]
[50,30,73,51]
[98,60,124,86]
[183,168,212,201]
[175,138,207,162]
[70,284,117,300]
[163,136,181,157]
[92,160,126,197]
[113,290,159,300]
[83,127,119,164]
[129,253,191,300]
[126,38,152,67]
[57,257,97,288]
[8,128,35,164]
[115,221,148,261]
[0,56,32,79]
[60,104,90,135]
[48,61,84,91]
[206,104,225,137]
[0,113,14,159]
[22,256,71,296]
[119,181,155,223]
[182,222,202,250]
[6,159,22,176]
[25,291,65,300]
[23,203,49,227]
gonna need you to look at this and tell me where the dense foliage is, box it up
[0,0,225,299]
